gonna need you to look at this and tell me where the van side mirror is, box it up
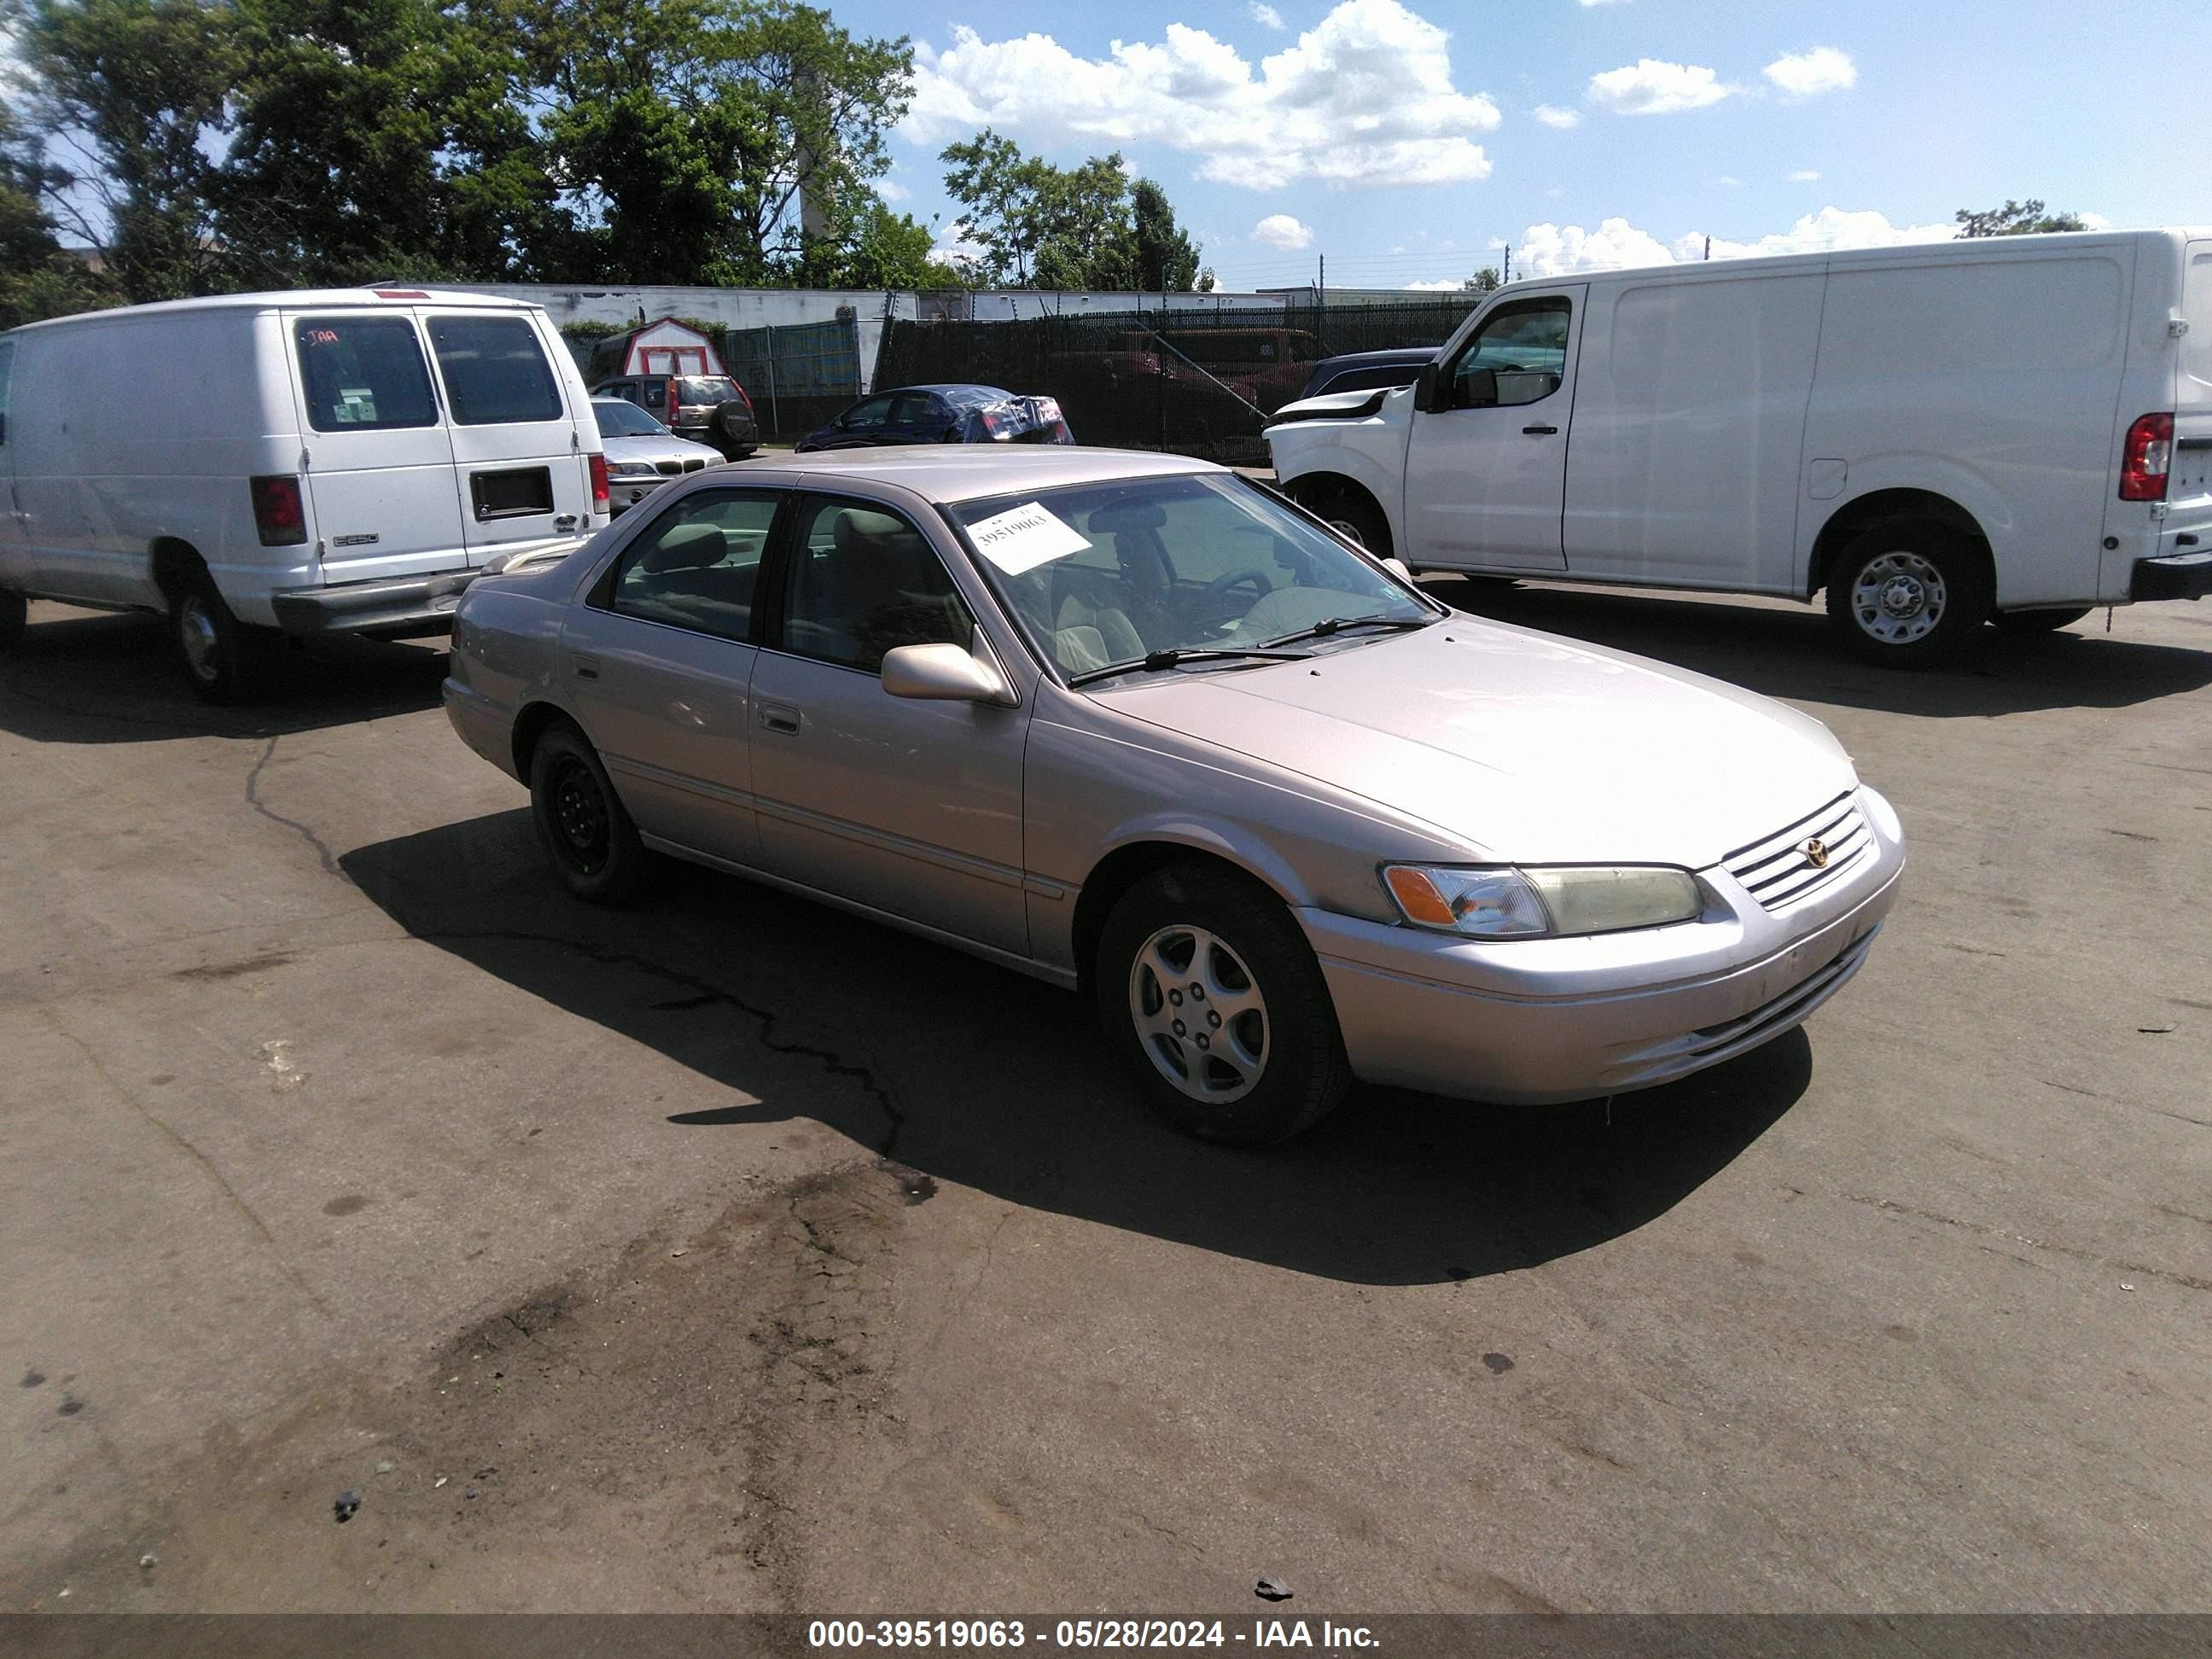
[1415,363,1441,413]
[882,642,1013,706]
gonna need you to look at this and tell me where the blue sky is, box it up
[835,0,2212,290]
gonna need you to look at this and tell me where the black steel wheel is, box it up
[528,721,649,903]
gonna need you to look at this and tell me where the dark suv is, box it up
[592,372,760,459]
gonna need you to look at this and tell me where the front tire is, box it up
[1299,484,1391,558]
[1824,520,1992,667]
[1094,863,1351,1146]
[527,721,649,904]
[171,572,259,703]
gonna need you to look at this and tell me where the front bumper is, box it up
[2132,550,2212,602]
[1304,789,1906,1104]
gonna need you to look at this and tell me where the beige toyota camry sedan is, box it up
[444,448,1905,1144]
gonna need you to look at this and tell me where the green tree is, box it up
[0,92,108,327]
[1954,199,2087,238]
[941,130,1203,290]
[13,0,245,300]
[1132,178,1200,291]
[1462,266,1500,293]
[797,195,967,288]
[215,0,554,283]
[485,0,914,284]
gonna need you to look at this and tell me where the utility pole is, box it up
[1703,236,1712,261]
[1501,246,1512,285]
[1318,253,1325,317]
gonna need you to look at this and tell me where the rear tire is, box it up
[527,721,649,904]
[170,571,259,704]
[1994,607,2092,636]
[1824,519,1992,667]
[0,589,24,649]
[1094,862,1352,1146]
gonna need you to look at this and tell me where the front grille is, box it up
[655,460,682,476]
[1723,793,1871,911]
[683,457,707,472]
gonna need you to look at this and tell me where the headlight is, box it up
[607,462,659,480]
[1383,864,1703,939]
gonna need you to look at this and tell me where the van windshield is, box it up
[428,316,562,426]
[294,318,439,432]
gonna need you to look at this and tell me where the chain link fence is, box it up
[874,299,1477,464]
[718,317,863,442]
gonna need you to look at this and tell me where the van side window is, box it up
[294,318,439,432]
[428,316,562,426]
[1447,299,1571,410]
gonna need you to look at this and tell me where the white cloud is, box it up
[904,0,1500,189]
[1253,213,1315,250]
[1516,206,1957,276]
[1586,58,1732,115]
[1404,278,1464,291]
[1249,2,1285,27]
[2080,211,2113,230]
[1533,103,1582,128]
[1787,168,1820,183]
[1762,47,1856,98]
[929,218,991,270]
[873,177,913,202]
[1577,0,1630,7]
[1716,176,1742,187]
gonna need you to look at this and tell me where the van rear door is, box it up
[421,309,591,561]
[2169,241,2212,538]
[288,311,472,585]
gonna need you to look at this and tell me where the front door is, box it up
[288,311,469,586]
[748,492,1030,958]
[560,487,784,866]
[1401,285,1585,570]
[422,311,591,561]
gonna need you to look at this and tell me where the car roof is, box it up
[739,445,1220,504]
[881,383,1014,402]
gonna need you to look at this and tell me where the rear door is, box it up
[2171,241,2212,538]
[422,310,591,560]
[288,311,471,585]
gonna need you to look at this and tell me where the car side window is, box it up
[888,392,939,427]
[294,317,440,431]
[602,490,782,643]
[779,496,974,674]
[640,379,667,410]
[1447,298,1570,409]
[840,396,893,432]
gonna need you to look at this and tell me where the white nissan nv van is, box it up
[0,288,611,701]
[1267,229,2212,665]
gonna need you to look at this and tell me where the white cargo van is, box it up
[0,288,610,700]
[1267,229,2212,664]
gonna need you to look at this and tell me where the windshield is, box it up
[949,473,1435,679]
[594,400,667,438]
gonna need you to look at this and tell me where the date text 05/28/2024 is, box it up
[807,1621,1379,1650]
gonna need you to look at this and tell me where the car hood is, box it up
[1092,618,1858,869]
[602,434,723,466]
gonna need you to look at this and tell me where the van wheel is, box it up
[1994,607,2092,636]
[527,720,649,904]
[172,573,259,703]
[1301,486,1391,557]
[1825,521,1992,667]
[0,589,24,649]
[1094,862,1351,1146]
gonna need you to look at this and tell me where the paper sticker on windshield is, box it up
[967,501,1092,576]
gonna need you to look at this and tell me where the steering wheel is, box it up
[1203,568,1275,606]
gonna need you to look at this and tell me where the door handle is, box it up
[1522,424,1558,435]
[757,702,800,735]
[570,653,600,681]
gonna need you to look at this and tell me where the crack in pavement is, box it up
[243,736,342,877]
[1845,1192,2212,1293]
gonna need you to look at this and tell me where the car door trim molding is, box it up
[749,791,1027,891]
[605,752,755,812]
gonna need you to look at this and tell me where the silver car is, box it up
[591,396,725,515]
[443,448,1905,1144]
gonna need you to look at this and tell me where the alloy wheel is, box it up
[1128,924,1270,1104]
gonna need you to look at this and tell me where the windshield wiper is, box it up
[1262,613,1434,648]
[1067,647,1312,688]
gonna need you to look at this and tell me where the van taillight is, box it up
[2120,412,2174,501]
[588,451,610,508]
[249,474,308,546]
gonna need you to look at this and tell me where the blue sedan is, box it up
[795,383,1074,452]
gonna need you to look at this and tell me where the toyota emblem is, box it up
[1802,836,1831,870]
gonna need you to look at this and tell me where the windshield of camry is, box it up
[950,474,1435,680]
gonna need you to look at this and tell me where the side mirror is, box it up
[1382,556,1415,583]
[1414,363,1441,413]
[882,642,1012,705]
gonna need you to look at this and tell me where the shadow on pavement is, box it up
[343,809,1814,1288]
[0,606,449,745]
[1429,579,2212,719]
